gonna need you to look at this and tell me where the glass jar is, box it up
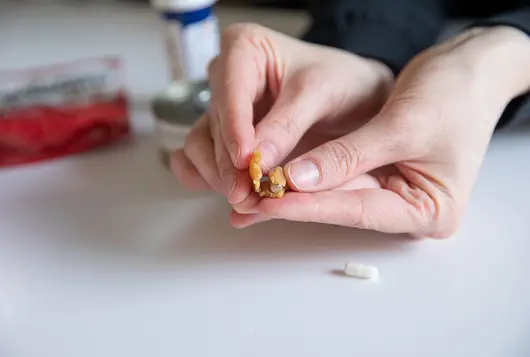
[151,79,211,169]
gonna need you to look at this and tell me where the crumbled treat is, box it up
[249,151,263,193]
[249,151,287,198]
[269,167,286,191]
[258,180,285,198]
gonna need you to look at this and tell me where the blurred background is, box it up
[0,0,312,160]
[0,0,311,108]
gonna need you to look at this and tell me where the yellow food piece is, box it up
[258,181,285,198]
[249,151,263,193]
[249,151,287,199]
[269,167,286,188]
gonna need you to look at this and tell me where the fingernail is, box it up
[256,140,277,170]
[286,160,320,190]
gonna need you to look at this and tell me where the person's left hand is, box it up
[234,26,530,237]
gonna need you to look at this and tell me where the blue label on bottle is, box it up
[162,7,212,27]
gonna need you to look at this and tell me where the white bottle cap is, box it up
[151,0,217,12]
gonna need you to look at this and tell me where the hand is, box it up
[236,26,530,237]
[171,24,394,207]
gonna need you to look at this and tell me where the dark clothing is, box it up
[303,0,530,75]
[302,0,530,129]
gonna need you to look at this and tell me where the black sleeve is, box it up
[468,4,530,38]
[301,0,446,76]
[466,4,530,130]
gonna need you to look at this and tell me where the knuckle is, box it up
[216,152,232,176]
[267,115,302,140]
[429,198,461,239]
[320,140,360,178]
[405,185,460,239]
[222,23,264,46]
[218,163,231,181]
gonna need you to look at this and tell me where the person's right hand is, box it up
[171,23,394,207]
[233,25,530,236]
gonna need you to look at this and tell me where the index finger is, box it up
[256,189,419,234]
[208,25,267,169]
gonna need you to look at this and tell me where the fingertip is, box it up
[171,150,211,191]
[229,210,272,228]
[232,189,261,214]
[283,159,321,192]
[170,150,185,176]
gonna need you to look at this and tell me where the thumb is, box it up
[254,81,330,170]
[284,117,407,191]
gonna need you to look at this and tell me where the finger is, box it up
[229,170,254,205]
[170,149,211,191]
[208,26,266,169]
[232,190,261,214]
[230,210,272,229]
[284,119,407,191]
[232,173,379,214]
[210,114,255,204]
[257,189,419,234]
[335,173,381,191]
[183,115,224,194]
[210,114,236,196]
[253,80,329,169]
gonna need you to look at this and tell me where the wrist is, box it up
[455,26,530,100]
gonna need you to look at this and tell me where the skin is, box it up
[171,23,530,238]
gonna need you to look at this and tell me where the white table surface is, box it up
[2,2,530,357]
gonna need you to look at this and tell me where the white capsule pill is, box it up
[344,262,379,280]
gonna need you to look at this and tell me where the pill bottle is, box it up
[151,0,220,82]
[150,0,219,170]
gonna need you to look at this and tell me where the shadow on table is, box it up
[163,201,416,265]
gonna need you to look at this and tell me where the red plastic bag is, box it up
[0,58,130,168]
